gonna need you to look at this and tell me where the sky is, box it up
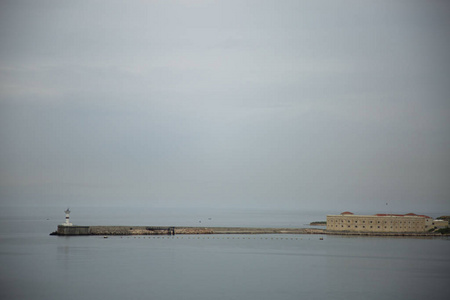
[1,0,449,213]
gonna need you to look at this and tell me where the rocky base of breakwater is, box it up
[51,225,326,236]
[325,231,448,237]
[211,227,324,234]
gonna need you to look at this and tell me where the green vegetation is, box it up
[310,221,327,226]
[428,226,450,234]
[435,227,450,234]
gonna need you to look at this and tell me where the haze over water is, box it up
[1,0,449,213]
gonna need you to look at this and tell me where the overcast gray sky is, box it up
[1,0,449,213]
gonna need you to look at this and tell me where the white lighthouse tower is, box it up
[63,208,73,226]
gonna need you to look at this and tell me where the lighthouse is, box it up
[63,208,73,226]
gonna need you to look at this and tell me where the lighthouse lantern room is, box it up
[63,208,73,226]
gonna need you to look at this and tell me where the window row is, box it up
[329,219,419,225]
[332,225,420,229]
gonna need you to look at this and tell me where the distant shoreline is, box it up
[309,221,327,226]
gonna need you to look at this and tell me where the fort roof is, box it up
[375,214,406,217]
[416,215,432,219]
[330,213,432,218]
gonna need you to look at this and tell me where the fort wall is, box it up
[326,213,435,233]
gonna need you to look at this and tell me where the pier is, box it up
[51,225,325,236]
[51,225,447,237]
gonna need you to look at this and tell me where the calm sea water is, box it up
[1,207,449,300]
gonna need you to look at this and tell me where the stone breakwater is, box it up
[210,227,323,234]
[51,225,325,236]
[89,226,214,235]
[51,226,447,237]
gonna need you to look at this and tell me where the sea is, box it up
[1,206,449,300]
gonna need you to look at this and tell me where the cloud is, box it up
[0,1,449,211]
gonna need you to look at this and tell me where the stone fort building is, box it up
[326,212,448,233]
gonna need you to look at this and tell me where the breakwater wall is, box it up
[51,226,448,237]
[211,227,323,234]
[56,225,90,235]
[52,226,325,236]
